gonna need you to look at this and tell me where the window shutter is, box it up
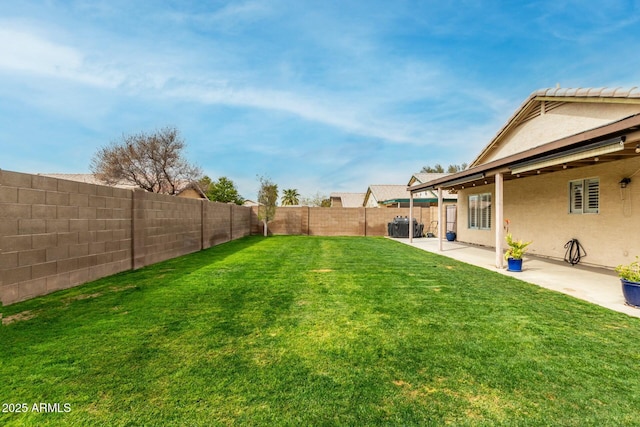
[585,178,599,213]
[468,193,491,229]
[570,181,583,214]
[569,178,598,214]
[468,195,478,228]
[480,193,492,229]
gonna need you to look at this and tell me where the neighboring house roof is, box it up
[408,173,458,201]
[243,199,260,206]
[330,192,366,208]
[176,182,209,200]
[39,173,138,190]
[408,173,451,186]
[365,185,409,205]
[40,173,207,198]
[410,87,640,193]
[364,184,457,206]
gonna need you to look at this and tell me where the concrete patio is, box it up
[391,237,640,319]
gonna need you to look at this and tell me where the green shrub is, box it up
[616,256,640,282]
[504,233,532,260]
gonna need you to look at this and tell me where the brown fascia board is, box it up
[409,113,640,192]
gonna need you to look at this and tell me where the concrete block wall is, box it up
[308,207,365,236]
[231,204,251,240]
[132,190,203,268]
[365,207,427,236]
[1,170,133,305]
[1,170,253,306]
[202,202,235,248]
[249,206,429,237]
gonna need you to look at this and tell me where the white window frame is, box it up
[468,193,492,230]
[569,178,599,214]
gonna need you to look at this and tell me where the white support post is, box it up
[437,187,443,251]
[495,172,504,269]
[409,191,414,242]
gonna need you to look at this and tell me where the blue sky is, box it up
[1,1,640,200]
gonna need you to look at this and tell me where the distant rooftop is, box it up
[330,192,366,208]
[39,173,138,190]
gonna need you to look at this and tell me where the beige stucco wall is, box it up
[485,103,640,163]
[364,195,378,208]
[457,156,640,268]
[177,187,204,199]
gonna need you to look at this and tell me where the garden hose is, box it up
[564,239,586,266]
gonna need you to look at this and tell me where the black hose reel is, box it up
[564,239,587,266]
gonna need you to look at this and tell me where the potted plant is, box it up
[616,256,640,308]
[504,233,532,272]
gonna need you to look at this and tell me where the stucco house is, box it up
[408,87,640,269]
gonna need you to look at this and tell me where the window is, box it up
[468,193,492,230]
[569,178,599,214]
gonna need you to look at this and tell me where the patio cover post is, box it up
[409,191,414,242]
[495,172,504,269]
[438,187,443,251]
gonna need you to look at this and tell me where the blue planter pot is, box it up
[446,231,456,241]
[507,258,523,272]
[621,279,640,308]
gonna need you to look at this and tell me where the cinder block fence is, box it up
[249,206,429,236]
[1,169,431,306]
[0,170,252,305]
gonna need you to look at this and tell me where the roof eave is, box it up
[410,113,640,193]
[469,88,640,167]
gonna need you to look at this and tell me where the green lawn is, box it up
[2,236,640,426]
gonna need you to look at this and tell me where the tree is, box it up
[200,176,245,205]
[281,188,300,206]
[300,192,330,207]
[421,163,444,173]
[91,127,201,195]
[447,163,468,173]
[421,163,467,174]
[257,176,278,236]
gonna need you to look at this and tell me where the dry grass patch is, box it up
[2,310,36,325]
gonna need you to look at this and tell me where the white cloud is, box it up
[162,0,272,31]
[0,24,124,88]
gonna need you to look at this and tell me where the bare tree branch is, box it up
[91,127,202,194]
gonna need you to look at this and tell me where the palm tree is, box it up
[281,188,300,206]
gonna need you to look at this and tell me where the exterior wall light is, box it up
[620,177,631,188]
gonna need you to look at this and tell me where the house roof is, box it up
[366,184,456,205]
[329,192,366,207]
[408,173,450,186]
[409,88,640,193]
[408,173,458,200]
[40,173,207,197]
[366,185,410,203]
[39,173,138,190]
[471,87,640,167]
[176,182,209,200]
